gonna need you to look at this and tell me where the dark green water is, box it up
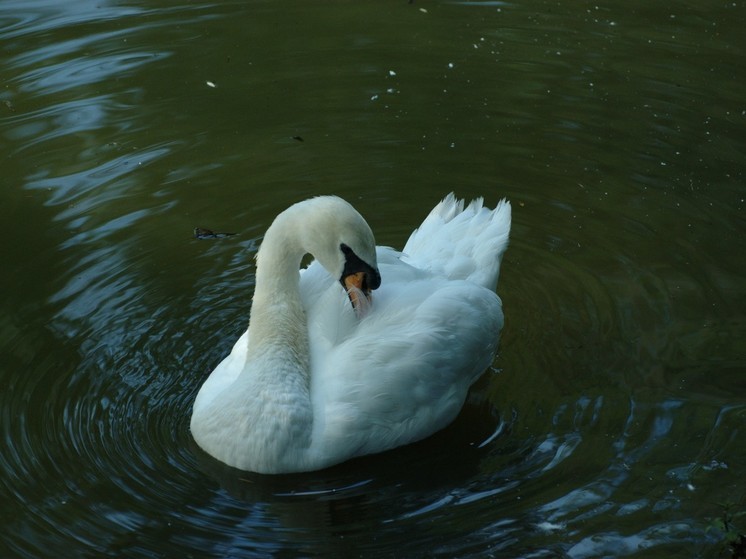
[2,0,745,557]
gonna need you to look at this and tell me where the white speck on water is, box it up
[388,70,396,77]
[206,80,216,88]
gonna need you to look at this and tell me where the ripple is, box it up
[2,0,745,556]
[5,93,151,155]
[0,0,144,40]
[19,50,171,96]
[0,305,207,556]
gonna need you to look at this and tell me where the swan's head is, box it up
[294,196,381,313]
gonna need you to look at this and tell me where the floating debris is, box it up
[194,227,236,239]
[292,135,304,142]
[206,80,217,88]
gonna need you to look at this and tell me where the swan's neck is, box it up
[193,215,316,471]
[247,213,310,378]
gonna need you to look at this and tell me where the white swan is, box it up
[190,193,511,474]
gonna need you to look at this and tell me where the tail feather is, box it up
[402,193,511,290]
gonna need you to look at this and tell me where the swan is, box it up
[190,193,511,474]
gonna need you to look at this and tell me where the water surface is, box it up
[1,0,745,557]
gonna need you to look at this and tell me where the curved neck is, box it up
[246,213,310,373]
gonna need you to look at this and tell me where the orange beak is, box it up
[343,271,372,314]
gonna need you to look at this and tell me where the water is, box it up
[1,0,745,557]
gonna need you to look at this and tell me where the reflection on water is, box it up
[1,0,745,557]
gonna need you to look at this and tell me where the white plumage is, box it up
[190,193,511,474]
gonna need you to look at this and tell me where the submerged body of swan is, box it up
[190,194,511,474]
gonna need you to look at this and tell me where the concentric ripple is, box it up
[2,0,745,557]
